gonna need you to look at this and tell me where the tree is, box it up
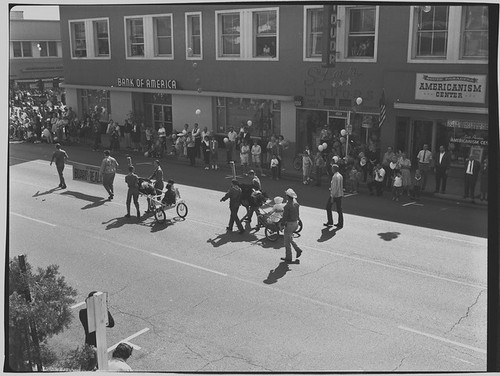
[8,255,77,371]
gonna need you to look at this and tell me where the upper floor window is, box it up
[13,41,32,57]
[347,7,376,57]
[304,6,323,60]
[415,5,449,57]
[125,14,173,59]
[216,8,279,60]
[409,5,488,63]
[462,5,488,58]
[38,41,58,57]
[186,12,202,59]
[69,18,110,59]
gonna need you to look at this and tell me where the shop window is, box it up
[126,18,145,57]
[12,41,32,58]
[216,7,279,60]
[186,12,202,59]
[153,16,172,56]
[304,6,323,60]
[415,5,448,58]
[70,18,110,59]
[443,119,488,164]
[461,6,488,58]
[38,41,58,57]
[347,7,376,58]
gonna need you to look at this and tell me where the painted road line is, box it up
[71,301,86,309]
[398,325,486,354]
[402,201,423,207]
[344,192,358,198]
[11,212,57,227]
[151,252,228,277]
[107,328,150,353]
[435,235,486,247]
[9,157,49,166]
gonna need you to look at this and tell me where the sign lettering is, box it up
[117,78,178,90]
[322,5,337,68]
[73,163,102,184]
[415,73,486,104]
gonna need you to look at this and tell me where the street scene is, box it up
[7,2,494,373]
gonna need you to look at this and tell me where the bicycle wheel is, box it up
[295,219,303,234]
[176,202,188,218]
[154,208,166,223]
[148,199,156,211]
[293,156,302,171]
[265,226,279,242]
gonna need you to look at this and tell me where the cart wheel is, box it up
[295,219,303,234]
[155,208,166,223]
[265,226,279,242]
[148,200,155,211]
[176,202,188,218]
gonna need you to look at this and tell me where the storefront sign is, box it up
[449,135,488,146]
[322,5,338,67]
[73,162,102,184]
[446,119,488,130]
[415,73,486,104]
[117,78,178,90]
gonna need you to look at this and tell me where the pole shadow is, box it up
[263,261,291,284]
[32,187,61,197]
[377,232,401,241]
[317,227,338,242]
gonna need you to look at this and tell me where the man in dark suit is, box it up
[464,154,481,203]
[434,145,451,193]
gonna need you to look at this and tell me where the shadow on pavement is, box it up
[317,227,338,242]
[102,216,130,230]
[33,187,61,197]
[59,190,108,209]
[207,230,258,247]
[378,232,401,241]
[263,261,291,284]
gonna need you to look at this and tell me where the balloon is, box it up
[144,151,149,157]
[333,156,339,163]
[340,137,345,143]
[318,145,324,151]
[356,97,363,105]
[247,120,252,126]
[197,88,202,93]
[192,62,198,69]
[224,137,229,143]
[195,109,201,115]
[340,129,347,136]
[322,142,327,149]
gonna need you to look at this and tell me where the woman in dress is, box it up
[398,152,412,196]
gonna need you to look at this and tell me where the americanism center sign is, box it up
[415,73,486,104]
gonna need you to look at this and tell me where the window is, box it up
[462,6,488,58]
[69,18,110,59]
[409,6,487,63]
[79,89,111,122]
[93,20,110,57]
[347,7,376,57]
[37,41,58,57]
[415,6,449,57]
[186,12,202,59]
[125,14,173,59]
[304,6,323,59]
[216,8,279,60]
[12,41,32,57]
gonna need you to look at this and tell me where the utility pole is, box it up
[85,292,109,370]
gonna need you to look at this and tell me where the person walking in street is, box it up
[324,164,344,228]
[220,179,244,234]
[50,143,69,189]
[464,154,480,203]
[434,145,451,194]
[100,150,119,200]
[125,166,140,218]
[416,143,433,191]
[108,343,133,371]
[280,188,302,263]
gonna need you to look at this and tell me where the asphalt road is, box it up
[8,142,488,371]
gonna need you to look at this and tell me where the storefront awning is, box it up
[393,102,488,115]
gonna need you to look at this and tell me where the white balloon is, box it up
[356,97,363,105]
[195,109,201,115]
[340,129,347,136]
[322,142,327,149]
[318,145,324,151]
[333,156,339,163]
[247,120,252,126]
[224,137,229,143]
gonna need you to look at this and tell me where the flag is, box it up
[379,89,387,128]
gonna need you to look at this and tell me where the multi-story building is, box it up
[9,10,64,91]
[59,4,493,171]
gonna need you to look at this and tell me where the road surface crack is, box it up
[393,352,410,371]
[447,289,485,334]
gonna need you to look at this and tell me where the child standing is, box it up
[302,146,313,184]
[348,165,359,193]
[240,140,250,175]
[270,154,279,180]
[411,169,423,201]
[392,170,403,201]
[209,135,219,170]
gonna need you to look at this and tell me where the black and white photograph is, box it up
[6,0,499,372]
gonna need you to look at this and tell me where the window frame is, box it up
[407,6,488,64]
[69,18,110,59]
[215,7,279,61]
[93,19,110,57]
[124,13,174,60]
[185,12,203,60]
[303,5,324,61]
[460,5,488,59]
[12,41,33,58]
[37,41,58,57]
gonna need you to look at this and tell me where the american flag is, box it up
[379,89,386,128]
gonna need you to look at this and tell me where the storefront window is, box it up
[438,119,488,164]
[79,89,111,122]
[215,97,280,138]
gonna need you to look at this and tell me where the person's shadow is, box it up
[263,261,291,284]
[33,187,61,198]
[102,216,131,230]
[317,227,338,242]
[378,232,400,241]
[207,230,258,248]
[60,190,108,210]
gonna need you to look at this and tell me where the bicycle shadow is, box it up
[263,261,291,284]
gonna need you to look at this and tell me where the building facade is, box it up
[59,4,492,170]
[9,11,64,91]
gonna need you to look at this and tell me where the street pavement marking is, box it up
[450,356,475,365]
[107,328,150,353]
[9,157,49,166]
[301,244,487,290]
[151,252,228,277]
[435,235,486,247]
[402,201,423,207]
[11,212,57,227]
[71,301,86,309]
[398,325,486,355]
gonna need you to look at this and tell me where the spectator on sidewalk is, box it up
[367,163,385,196]
[209,134,219,170]
[464,154,480,203]
[381,146,395,189]
[416,143,433,191]
[479,157,488,201]
[314,151,326,186]
[302,146,313,185]
[392,170,403,201]
[398,152,412,196]
[251,138,263,176]
[434,145,451,194]
[108,343,133,372]
[410,169,423,201]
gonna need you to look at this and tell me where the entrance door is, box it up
[409,120,433,164]
[152,104,173,134]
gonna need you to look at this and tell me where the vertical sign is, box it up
[322,5,337,67]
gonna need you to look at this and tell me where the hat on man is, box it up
[273,196,284,204]
[285,188,297,199]
[248,170,255,175]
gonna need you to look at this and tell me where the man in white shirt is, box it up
[226,127,238,163]
[416,143,433,191]
[367,163,386,196]
[324,164,344,228]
